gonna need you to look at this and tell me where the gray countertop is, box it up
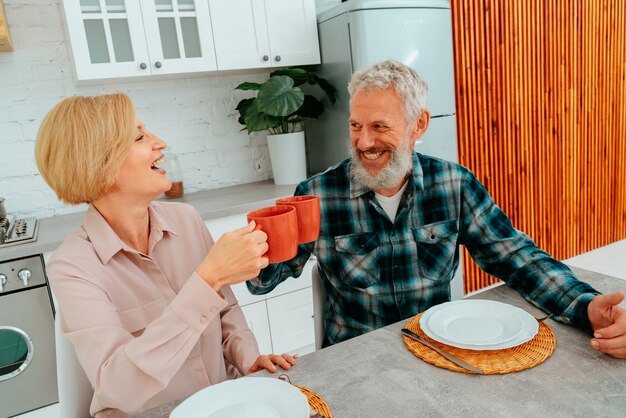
[133,266,626,418]
[0,181,295,262]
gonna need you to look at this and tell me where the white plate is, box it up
[170,377,309,418]
[419,300,539,350]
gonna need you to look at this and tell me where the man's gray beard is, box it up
[349,145,413,191]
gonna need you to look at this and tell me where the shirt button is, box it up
[210,306,218,313]
[200,315,208,323]
[393,265,399,270]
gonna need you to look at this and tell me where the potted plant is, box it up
[235,66,336,185]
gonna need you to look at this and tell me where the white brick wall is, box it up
[0,0,340,219]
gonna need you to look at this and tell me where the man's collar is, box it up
[348,151,424,198]
[84,202,179,264]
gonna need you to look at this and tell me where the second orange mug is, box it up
[247,205,298,263]
[275,195,321,244]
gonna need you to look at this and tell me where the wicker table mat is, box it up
[165,384,331,418]
[295,384,333,417]
[403,312,556,374]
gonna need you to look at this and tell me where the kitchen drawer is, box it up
[240,301,273,355]
[266,287,314,356]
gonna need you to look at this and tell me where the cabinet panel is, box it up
[240,301,273,354]
[264,0,320,67]
[204,215,266,306]
[266,257,314,298]
[266,288,314,355]
[208,0,320,70]
[209,0,271,70]
[204,214,248,242]
[230,281,266,307]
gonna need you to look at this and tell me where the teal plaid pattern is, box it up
[247,153,599,346]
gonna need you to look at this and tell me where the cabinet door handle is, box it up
[155,61,162,68]
[139,62,147,70]
[274,55,281,62]
[262,55,269,62]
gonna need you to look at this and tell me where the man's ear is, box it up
[414,109,430,139]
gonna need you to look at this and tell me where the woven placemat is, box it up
[294,384,333,417]
[403,312,556,374]
[166,384,332,418]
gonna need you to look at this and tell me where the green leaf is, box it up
[235,98,255,126]
[242,100,284,133]
[295,95,324,118]
[313,76,337,104]
[235,82,262,91]
[235,98,255,112]
[270,68,312,86]
[257,76,305,117]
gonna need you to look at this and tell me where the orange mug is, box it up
[275,195,321,244]
[247,205,298,263]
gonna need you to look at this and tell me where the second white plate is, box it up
[170,376,309,418]
[420,300,539,350]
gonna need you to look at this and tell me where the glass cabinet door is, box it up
[63,0,149,80]
[140,0,217,73]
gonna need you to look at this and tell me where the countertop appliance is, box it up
[304,0,463,300]
[305,0,457,172]
[0,197,57,417]
[0,198,39,249]
[0,254,58,418]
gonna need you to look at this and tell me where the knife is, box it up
[401,328,485,375]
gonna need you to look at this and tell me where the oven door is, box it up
[0,286,58,418]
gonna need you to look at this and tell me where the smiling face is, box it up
[111,120,171,199]
[349,87,428,195]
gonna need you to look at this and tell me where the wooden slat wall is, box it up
[451,0,626,294]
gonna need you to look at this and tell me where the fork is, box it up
[278,374,325,418]
[535,313,553,322]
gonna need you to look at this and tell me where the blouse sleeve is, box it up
[50,259,227,414]
[48,204,260,415]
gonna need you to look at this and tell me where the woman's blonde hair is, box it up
[35,94,136,204]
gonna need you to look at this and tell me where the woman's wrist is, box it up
[196,265,223,293]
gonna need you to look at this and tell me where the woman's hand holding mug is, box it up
[196,222,269,293]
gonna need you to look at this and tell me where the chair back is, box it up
[311,261,327,350]
[54,314,94,418]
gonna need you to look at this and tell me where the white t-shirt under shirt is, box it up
[374,181,408,222]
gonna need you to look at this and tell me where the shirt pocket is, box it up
[412,220,458,281]
[118,298,168,337]
[334,232,380,289]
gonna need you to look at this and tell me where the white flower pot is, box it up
[266,131,307,185]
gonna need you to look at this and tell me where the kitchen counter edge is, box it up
[0,180,296,262]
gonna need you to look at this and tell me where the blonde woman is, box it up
[36,94,296,418]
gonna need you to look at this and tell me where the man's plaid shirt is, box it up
[247,153,599,346]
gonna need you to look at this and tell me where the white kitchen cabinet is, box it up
[62,0,217,81]
[203,214,315,355]
[266,287,315,355]
[208,0,320,70]
[240,300,273,354]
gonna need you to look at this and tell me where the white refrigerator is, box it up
[305,0,463,299]
[306,0,457,170]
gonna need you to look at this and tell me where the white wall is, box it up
[0,0,341,219]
